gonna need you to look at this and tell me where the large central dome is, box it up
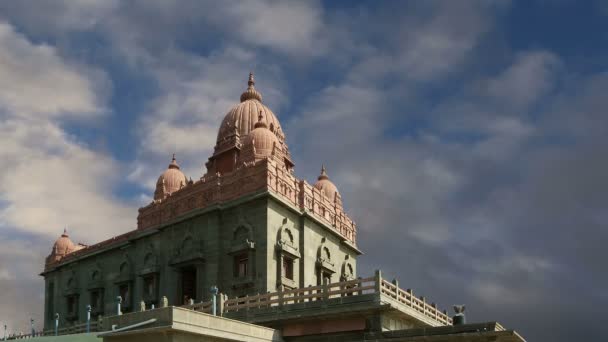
[216,73,285,145]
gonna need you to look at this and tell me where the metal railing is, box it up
[4,321,100,339]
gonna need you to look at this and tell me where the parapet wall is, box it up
[137,159,357,244]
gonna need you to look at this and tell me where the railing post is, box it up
[54,314,59,336]
[421,296,426,315]
[98,315,103,333]
[322,282,329,301]
[374,269,382,296]
[210,286,218,315]
[116,296,123,315]
[278,285,284,307]
[218,293,226,316]
[86,305,91,333]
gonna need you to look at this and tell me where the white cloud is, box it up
[0,21,106,119]
[0,120,136,243]
[485,51,561,109]
[224,0,325,56]
[0,21,136,244]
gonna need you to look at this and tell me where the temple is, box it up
[37,74,526,342]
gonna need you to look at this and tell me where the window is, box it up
[282,257,294,280]
[90,289,103,314]
[142,274,158,304]
[47,283,55,320]
[118,283,131,310]
[180,267,197,304]
[233,226,249,242]
[323,273,331,285]
[234,254,248,278]
[66,295,79,319]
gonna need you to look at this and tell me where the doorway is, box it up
[181,266,197,304]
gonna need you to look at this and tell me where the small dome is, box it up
[314,165,340,201]
[154,155,187,201]
[216,73,284,145]
[52,229,74,255]
[241,114,279,159]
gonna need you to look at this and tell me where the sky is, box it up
[0,0,605,340]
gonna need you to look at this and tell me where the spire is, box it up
[240,72,263,102]
[248,72,255,87]
[62,228,69,237]
[254,110,268,129]
[168,154,180,170]
[318,164,329,180]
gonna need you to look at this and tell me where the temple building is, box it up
[38,74,525,342]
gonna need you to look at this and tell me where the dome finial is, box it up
[62,227,69,237]
[254,110,268,129]
[240,72,263,102]
[318,164,329,180]
[168,154,180,170]
[248,72,255,87]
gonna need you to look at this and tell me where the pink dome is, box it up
[216,73,284,145]
[154,155,187,201]
[241,115,279,159]
[53,229,75,255]
[314,165,340,201]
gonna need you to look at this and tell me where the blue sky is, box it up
[0,1,606,340]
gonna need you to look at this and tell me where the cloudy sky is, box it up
[0,0,605,340]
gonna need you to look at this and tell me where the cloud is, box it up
[0,2,605,341]
[484,51,562,110]
[0,120,136,242]
[0,235,47,332]
[218,0,325,56]
[0,21,107,119]
[0,21,135,244]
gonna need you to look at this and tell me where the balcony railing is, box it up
[217,271,452,326]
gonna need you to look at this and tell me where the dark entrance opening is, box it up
[181,266,197,304]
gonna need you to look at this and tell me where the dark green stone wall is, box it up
[42,192,358,330]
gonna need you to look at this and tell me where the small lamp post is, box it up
[116,296,123,316]
[3,324,7,341]
[86,305,92,333]
[210,286,219,316]
[54,313,59,336]
[30,318,34,337]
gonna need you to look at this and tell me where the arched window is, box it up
[323,247,331,261]
[182,237,193,252]
[120,262,129,276]
[282,228,294,244]
[144,253,155,268]
[233,226,249,242]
